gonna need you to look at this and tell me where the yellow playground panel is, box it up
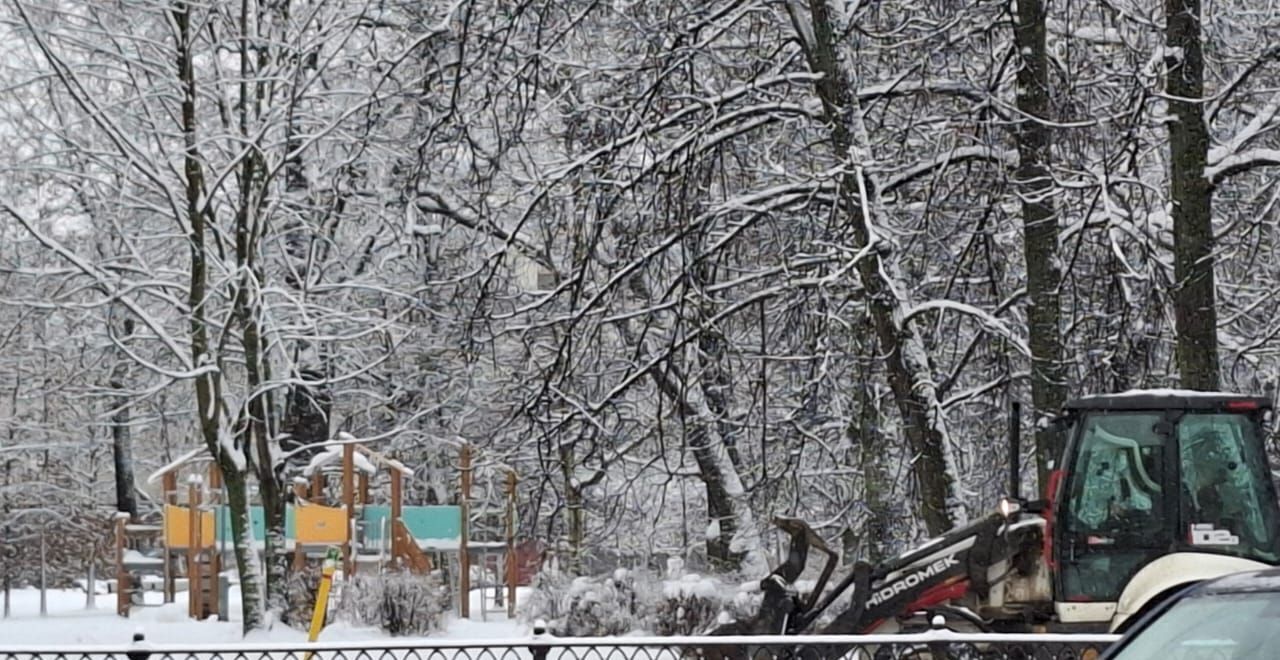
[163,504,216,549]
[294,503,348,544]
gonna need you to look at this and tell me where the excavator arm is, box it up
[712,513,1040,638]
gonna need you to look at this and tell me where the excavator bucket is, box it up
[701,517,837,637]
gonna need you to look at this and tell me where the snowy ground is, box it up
[0,584,530,646]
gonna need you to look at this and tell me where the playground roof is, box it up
[304,444,378,477]
[145,446,211,485]
[300,433,415,478]
[145,435,415,486]
[359,445,415,477]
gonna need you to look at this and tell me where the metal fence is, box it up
[1,632,1120,660]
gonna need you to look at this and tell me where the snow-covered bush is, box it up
[281,564,323,630]
[523,566,644,636]
[335,568,451,636]
[523,558,761,636]
[650,574,724,636]
[519,565,572,630]
[648,569,762,635]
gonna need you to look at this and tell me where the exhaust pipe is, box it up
[1008,400,1022,501]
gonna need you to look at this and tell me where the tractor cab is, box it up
[1047,391,1280,626]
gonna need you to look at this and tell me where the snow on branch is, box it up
[1206,148,1280,184]
[880,146,1017,194]
[1,201,199,375]
[856,79,988,104]
[414,188,553,272]
[1207,87,1280,183]
[1046,18,1123,46]
[498,180,827,322]
[901,299,1030,358]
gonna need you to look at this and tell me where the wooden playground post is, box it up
[163,471,177,603]
[293,481,308,570]
[505,469,518,618]
[163,472,178,503]
[390,468,403,566]
[459,443,472,619]
[187,477,202,619]
[207,463,221,620]
[342,442,355,576]
[115,514,128,617]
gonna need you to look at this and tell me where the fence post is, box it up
[927,614,950,660]
[528,619,550,660]
[126,630,150,660]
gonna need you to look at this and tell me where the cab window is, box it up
[1061,412,1168,601]
[1178,413,1280,562]
[1067,412,1167,537]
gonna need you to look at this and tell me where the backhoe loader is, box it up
[712,390,1280,640]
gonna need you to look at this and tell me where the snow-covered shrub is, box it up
[522,566,645,636]
[523,558,761,636]
[650,590,721,636]
[519,565,573,629]
[281,564,323,630]
[335,568,451,636]
[648,572,761,635]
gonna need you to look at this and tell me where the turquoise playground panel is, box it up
[361,505,461,543]
[402,505,461,541]
[360,505,392,542]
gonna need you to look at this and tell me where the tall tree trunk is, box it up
[246,368,289,620]
[235,0,290,618]
[692,261,745,474]
[268,0,322,613]
[85,547,97,610]
[617,283,764,572]
[1013,0,1066,485]
[790,0,964,536]
[109,316,139,520]
[1166,0,1219,390]
[173,1,264,632]
[237,154,289,620]
[854,381,890,564]
[648,360,763,572]
[39,526,46,616]
[3,427,11,619]
[109,379,139,519]
[684,420,744,570]
[558,442,585,574]
[220,462,265,628]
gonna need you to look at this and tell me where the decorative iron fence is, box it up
[1,632,1120,660]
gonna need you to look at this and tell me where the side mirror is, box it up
[1022,499,1049,515]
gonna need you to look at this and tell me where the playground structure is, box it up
[113,440,521,621]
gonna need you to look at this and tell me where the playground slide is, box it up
[391,518,433,573]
